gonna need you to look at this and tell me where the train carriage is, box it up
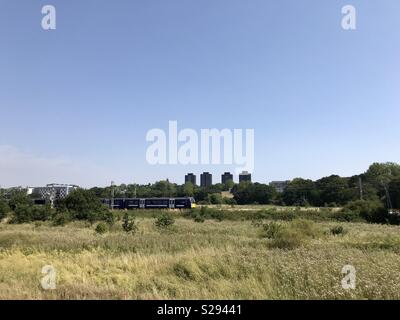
[101,197,196,209]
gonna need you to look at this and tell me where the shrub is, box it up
[105,211,116,226]
[8,193,33,211]
[95,222,108,234]
[223,198,237,205]
[11,204,53,224]
[332,209,363,222]
[343,200,387,223]
[208,193,223,204]
[210,210,224,221]
[330,225,346,236]
[155,213,175,228]
[290,219,320,238]
[52,211,71,226]
[270,228,304,250]
[0,199,9,220]
[56,189,109,222]
[260,221,283,239]
[265,219,320,250]
[193,214,205,223]
[122,212,138,233]
[200,206,208,216]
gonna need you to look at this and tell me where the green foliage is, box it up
[223,197,237,205]
[332,209,364,222]
[56,188,108,222]
[0,198,10,220]
[208,193,223,204]
[261,219,320,250]
[95,222,108,234]
[330,225,346,236]
[155,213,175,229]
[182,182,194,197]
[11,204,53,224]
[8,192,33,211]
[316,175,352,206]
[122,212,138,233]
[259,221,283,239]
[343,200,387,223]
[290,219,320,238]
[282,178,319,206]
[58,161,400,212]
[365,162,400,188]
[232,182,276,205]
[193,214,205,223]
[389,177,400,209]
[269,228,305,250]
[52,211,71,226]
[226,180,235,190]
[105,211,116,226]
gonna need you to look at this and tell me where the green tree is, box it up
[56,188,108,222]
[365,162,400,188]
[0,197,10,220]
[225,180,235,190]
[182,182,194,197]
[282,178,319,206]
[232,182,275,205]
[11,204,53,224]
[8,191,33,211]
[208,193,223,204]
[389,177,400,209]
[316,175,351,206]
[122,212,138,233]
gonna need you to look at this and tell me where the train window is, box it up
[126,199,139,205]
[175,199,188,205]
[146,199,169,205]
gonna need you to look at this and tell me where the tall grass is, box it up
[0,217,399,299]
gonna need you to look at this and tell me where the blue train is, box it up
[101,197,196,209]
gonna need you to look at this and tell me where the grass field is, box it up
[0,212,399,299]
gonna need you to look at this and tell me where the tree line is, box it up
[0,162,400,225]
[88,162,400,208]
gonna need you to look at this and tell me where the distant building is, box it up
[239,171,252,183]
[185,173,196,186]
[221,172,233,185]
[27,184,79,200]
[200,172,212,188]
[269,180,291,193]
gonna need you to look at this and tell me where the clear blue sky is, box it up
[0,0,399,187]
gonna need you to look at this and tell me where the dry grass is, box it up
[0,217,399,299]
[204,204,342,212]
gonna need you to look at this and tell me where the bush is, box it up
[343,200,387,223]
[122,212,138,233]
[223,198,237,205]
[155,213,175,228]
[0,199,10,220]
[332,209,363,222]
[208,193,223,204]
[270,228,304,250]
[260,221,283,239]
[56,189,109,222]
[95,222,108,234]
[52,211,71,226]
[8,193,33,211]
[105,211,116,226]
[290,219,320,238]
[193,214,205,223]
[330,225,346,236]
[263,219,320,250]
[11,204,53,224]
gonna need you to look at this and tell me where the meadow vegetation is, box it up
[0,209,400,299]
